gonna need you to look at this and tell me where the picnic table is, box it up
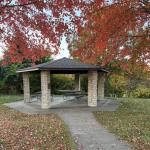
[57,90,87,100]
[31,90,87,102]
[31,91,41,101]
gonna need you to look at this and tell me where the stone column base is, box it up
[41,71,50,109]
[23,72,31,103]
[88,71,98,107]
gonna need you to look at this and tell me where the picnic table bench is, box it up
[31,91,41,101]
[31,90,87,102]
[57,90,87,100]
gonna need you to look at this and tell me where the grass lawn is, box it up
[0,95,76,150]
[94,98,150,150]
[0,95,23,105]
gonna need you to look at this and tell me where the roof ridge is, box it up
[75,59,97,67]
[36,61,51,67]
[68,58,98,67]
[39,57,67,68]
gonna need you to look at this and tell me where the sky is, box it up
[55,36,70,59]
[0,42,5,58]
[0,36,70,59]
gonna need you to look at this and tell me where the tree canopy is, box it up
[71,0,150,73]
[0,0,150,72]
[0,0,81,64]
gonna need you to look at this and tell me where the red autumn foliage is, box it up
[0,0,82,65]
[0,0,149,72]
[70,0,150,72]
[2,29,51,65]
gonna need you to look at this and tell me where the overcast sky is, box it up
[55,36,70,59]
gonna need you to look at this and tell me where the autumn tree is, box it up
[0,0,82,65]
[70,0,150,73]
[0,0,150,72]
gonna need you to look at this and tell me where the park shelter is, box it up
[17,57,108,109]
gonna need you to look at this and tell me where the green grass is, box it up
[94,98,150,150]
[0,95,23,105]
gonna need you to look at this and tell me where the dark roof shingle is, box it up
[17,57,108,73]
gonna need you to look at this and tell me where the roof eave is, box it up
[39,67,109,72]
[16,68,39,73]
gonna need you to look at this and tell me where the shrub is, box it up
[0,57,52,94]
[0,63,23,94]
[131,85,150,98]
[108,74,128,97]
[51,75,74,94]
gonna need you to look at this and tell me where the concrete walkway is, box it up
[4,97,120,114]
[55,109,132,150]
[4,98,132,150]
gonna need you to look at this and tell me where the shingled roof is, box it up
[17,57,108,73]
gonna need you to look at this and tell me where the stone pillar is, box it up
[22,72,31,103]
[88,71,98,107]
[98,73,105,100]
[75,74,81,91]
[41,71,50,109]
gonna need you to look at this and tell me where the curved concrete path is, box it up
[56,109,132,150]
[5,98,132,150]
